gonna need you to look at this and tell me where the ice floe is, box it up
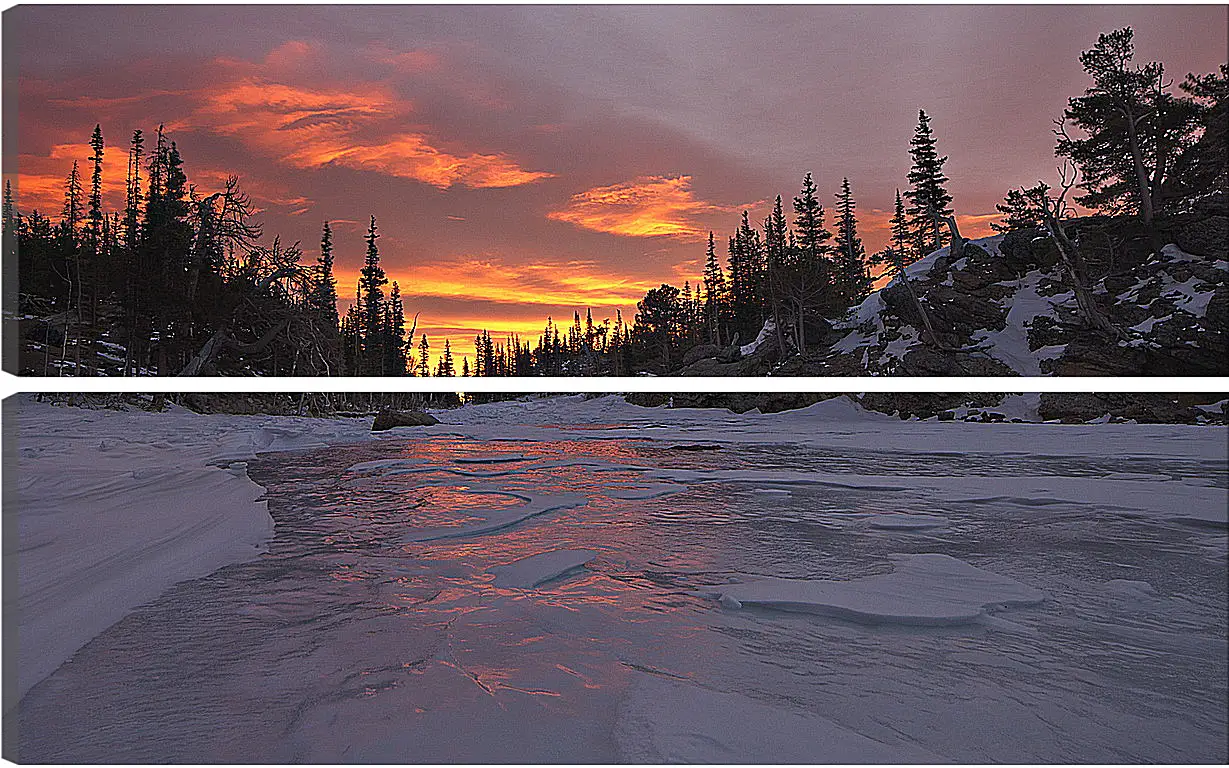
[711,554,1046,626]
[490,549,598,588]
[403,493,589,542]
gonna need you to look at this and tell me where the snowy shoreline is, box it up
[3,395,377,709]
[5,393,1227,713]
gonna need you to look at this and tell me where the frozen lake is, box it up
[7,397,1229,762]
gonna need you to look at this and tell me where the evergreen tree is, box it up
[833,177,869,304]
[308,221,339,326]
[635,284,682,372]
[726,212,765,337]
[385,280,406,374]
[461,356,470,377]
[792,172,832,266]
[62,161,83,241]
[1169,64,1227,208]
[991,189,1045,233]
[436,338,455,376]
[417,333,430,376]
[86,125,104,250]
[764,194,791,268]
[701,231,727,345]
[2,180,13,233]
[890,190,911,259]
[1057,27,1202,234]
[358,216,388,373]
[905,110,953,257]
[123,130,144,248]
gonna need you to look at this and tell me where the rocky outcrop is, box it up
[1038,393,1225,424]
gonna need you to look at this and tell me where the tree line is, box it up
[5,26,1223,377]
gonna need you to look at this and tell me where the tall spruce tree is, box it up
[385,280,406,374]
[417,333,430,376]
[905,110,953,257]
[701,231,727,345]
[358,215,388,374]
[833,177,869,305]
[62,161,83,242]
[436,338,455,376]
[86,125,105,251]
[792,172,832,266]
[890,190,911,260]
[764,195,790,268]
[309,221,339,326]
[123,130,144,248]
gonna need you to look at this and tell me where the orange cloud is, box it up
[189,75,552,189]
[548,175,741,241]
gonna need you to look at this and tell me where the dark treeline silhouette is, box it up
[5,27,1223,378]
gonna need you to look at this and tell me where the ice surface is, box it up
[604,483,684,500]
[615,676,942,763]
[403,493,589,542]
[8,393,1227,763]
[714,554,1046,625]
[455,453,533,464]
[868,513,949,530]
[490,549,598,588]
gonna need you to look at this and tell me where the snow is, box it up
[712,554,1046,626]
[1164,276,1215,318]
[973,270,1073,375]
[1116,250,1220,321]
[991,392,1042,421]
[739,317,775,356]
[490,549,598,588]
[1160,243,1203,263]
[3,395,376,708]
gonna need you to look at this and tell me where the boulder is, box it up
[681,343,721,366]
[1174,215,1228,259]
[716,342,743,363]
[371,409,439,431]
[998,228,1049,273]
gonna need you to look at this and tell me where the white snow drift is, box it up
[3,396,376,708]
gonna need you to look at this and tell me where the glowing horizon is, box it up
[7,5,1224,369]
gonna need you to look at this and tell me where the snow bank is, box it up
[490,549,598,588]
[3,395,374,709]
[713,553,1046,626]
[431,394,1225,464]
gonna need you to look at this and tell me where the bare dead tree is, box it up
[177,238,307,376]
[1023,161,1126,340]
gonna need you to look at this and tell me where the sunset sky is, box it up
[6,4,1226,365]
